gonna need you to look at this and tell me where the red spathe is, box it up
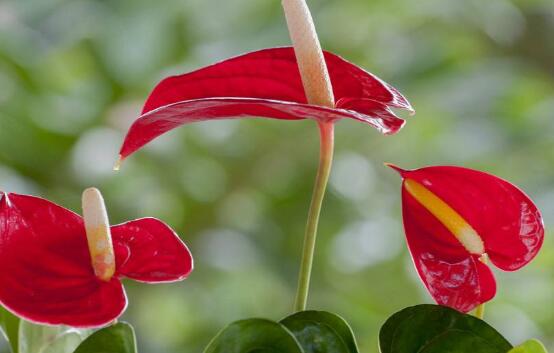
[392,166,544,312]
[0,192,193,327]
[119,47,413,160]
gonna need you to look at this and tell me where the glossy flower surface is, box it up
[389,165,544,312]
[0,192,193,327]
[118,47,413,161]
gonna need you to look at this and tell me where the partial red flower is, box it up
[0,191,193,327]
[118,47,413,161]
[388,165,544,313]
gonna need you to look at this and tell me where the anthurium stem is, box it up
[294,121,334,312]
[281,0,336,312]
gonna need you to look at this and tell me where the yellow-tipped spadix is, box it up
[82,187,116,281]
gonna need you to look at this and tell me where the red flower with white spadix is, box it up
[0,188,192,327]
[116,46,413,163]
[115,0,413,165]
[388,164,544,313]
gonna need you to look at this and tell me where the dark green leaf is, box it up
[509,339,548,353]
[0,305,20,353]
[379,304,513,353]
[203,318,304,353]
[73,323,136,353]
[280,310,359,353]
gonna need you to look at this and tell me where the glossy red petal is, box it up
[402,186,496,312]
[119,47,413,160]
[400,166,544,271]
[0,193,126,327]
[141,47,412,114]
[119,97,405,159]
[111,218,193,282]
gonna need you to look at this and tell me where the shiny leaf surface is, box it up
[280,311,359,353]
[73,323,136,353]
[379,304,512,353]
[203,318,304,353]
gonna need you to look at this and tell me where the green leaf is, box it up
[0,305,20,353]
[509,339,548,353]
[19,320,91,353]
[41,332,86,353]
[73,323,136,353]
[379,304,513,353]
[280,310,359,353]
[203,318,304,353]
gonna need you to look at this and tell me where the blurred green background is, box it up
[0,0,553,352]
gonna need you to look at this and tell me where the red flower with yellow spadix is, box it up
[0,188,192,327]
[388,164,544,313]
[115,0,414,166]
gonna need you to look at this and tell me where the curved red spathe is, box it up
[119,47,413,160]
[0,192,193,327]
[389,165,544,313]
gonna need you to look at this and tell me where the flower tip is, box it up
[82,187,109,230]
[113,156,122,171]
[82,187,101,200]
[384,162,406,175]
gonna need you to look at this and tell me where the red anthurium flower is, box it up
[0,189,192,327]
[388,165,544,313]
[117,47,413,162]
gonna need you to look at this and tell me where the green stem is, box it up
[474,255,488,320]
[474,302,485,320]
[294,121,335,312]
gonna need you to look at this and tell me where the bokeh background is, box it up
[1,0,553,352]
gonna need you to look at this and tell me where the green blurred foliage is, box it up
[0,0,553,352]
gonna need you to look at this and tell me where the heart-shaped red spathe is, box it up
[118,47,413,161]
[0,192,193,327]
[390,165,544,313]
